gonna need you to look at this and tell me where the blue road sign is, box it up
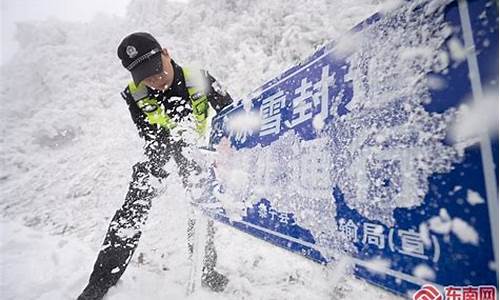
[200,0,498,296]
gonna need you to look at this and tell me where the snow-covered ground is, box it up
[0,181,401,300]
[0,0,428,299]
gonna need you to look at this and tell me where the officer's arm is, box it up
[203,71,233,113]
[120,88,171,171]
[121,87,159,141]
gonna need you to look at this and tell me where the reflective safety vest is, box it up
[127,67,213,136]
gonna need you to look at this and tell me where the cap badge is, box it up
[126,45,138,58]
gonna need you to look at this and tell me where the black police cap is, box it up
[117,32,163,85]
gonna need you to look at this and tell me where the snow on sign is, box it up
[200,0,498,297]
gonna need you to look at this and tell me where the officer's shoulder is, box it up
[121,82,150,103]
[182,66,209,79]
[182,67,212,93]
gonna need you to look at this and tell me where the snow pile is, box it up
[333,0,460,225]
[466,189,485,206]
[125,0,380,98]
[412,264,436,281]
[0,219,402,300]
[0,221,97,299]
[420,208,480,246]
[449,88,499,147]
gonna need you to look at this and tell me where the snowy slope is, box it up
[0,0,404,299]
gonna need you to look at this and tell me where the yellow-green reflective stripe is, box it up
[143,102,174,129]
[183,67,210,136]
[128,81,174,129]
[128,82,149,101]
[136,98,158,111]
[128,81,139,92]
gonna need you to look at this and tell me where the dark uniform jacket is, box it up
[119,59,233,173]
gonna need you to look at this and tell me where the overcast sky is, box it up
[1,0,131,65]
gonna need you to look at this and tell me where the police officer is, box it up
[78,32,232,300]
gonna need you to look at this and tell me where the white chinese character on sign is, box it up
[286,65,335,128]
[269,209,278,221]
[339,218,359,242]
[257,203,268,218]
[312,65,335,123]
[260,90,286,136]
[362,223,385,249]
[278,213,290,224]
[286,77,314,128]
[398,229,427,259]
